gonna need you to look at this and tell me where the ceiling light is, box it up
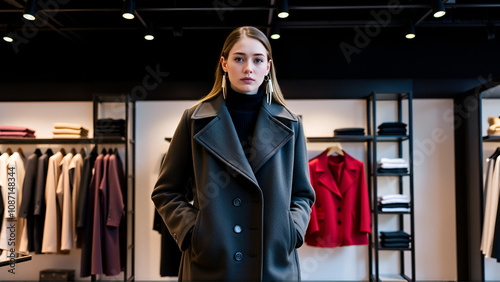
[3,25,14,42]
[23,0,37,21]
[277,0,289,19]
[3,35,13,43]
[432,0,446,18]
[271,23,280,40]
[144,23,154,40]
[405,23,416,39]
[122,0,135,20]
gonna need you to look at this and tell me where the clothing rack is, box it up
[0,93,135,281]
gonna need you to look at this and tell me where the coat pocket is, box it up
[191,212,202,254]
[288,210,297,253]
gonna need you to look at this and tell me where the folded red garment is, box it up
[0,125,35,133]
[0,132,36,138]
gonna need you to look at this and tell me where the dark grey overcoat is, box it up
[151,94,315,281]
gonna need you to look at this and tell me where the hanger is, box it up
[71,148,77,155]
[34,148,42,155]
[80,148,86,158]
[60,148,66,156]
[326,143,344,156]
[45,148,54,156]
[6,147,13,155]
[17,147,26,159]
[101,148,107,155]
[487,147,500,162]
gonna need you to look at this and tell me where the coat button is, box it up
[233,225,242,233]
[337,220,341,225]
[337,208,341,212]
[233,198,241,207]
[234,252,243,261]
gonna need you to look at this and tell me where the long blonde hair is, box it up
[198,26,286,106]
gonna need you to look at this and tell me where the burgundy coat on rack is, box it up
[101,153,125,275]
[81,153,104,277]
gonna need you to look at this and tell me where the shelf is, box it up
[376,172,410,177]
[375,135,409,142]
[377,244,412,251]
[483,135,500,142]
[0,254,32,267]
[370,274,412,282]
[367,92,411,101]
[307,136,372,142]
[0,137,126,144]
[374,210,411,214]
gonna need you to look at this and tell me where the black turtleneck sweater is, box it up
[225,86,264,155]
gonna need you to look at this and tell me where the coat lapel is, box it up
[191,95,297,185]
[192,96,258,186]
[249,100,295,173]
[315,150,342,198]
[338,152,357,195]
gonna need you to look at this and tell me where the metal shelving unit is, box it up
[93,93,135,281]
[367,91,415,282]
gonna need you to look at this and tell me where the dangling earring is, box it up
[265,75,273,105]
[222,72,227,99]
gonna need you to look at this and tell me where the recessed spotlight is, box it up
[122,0,135,20]
[278,0,289,19]
[23,0,37,21]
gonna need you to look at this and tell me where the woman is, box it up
[151,26,315,281]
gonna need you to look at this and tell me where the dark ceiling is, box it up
[1,0,500,99]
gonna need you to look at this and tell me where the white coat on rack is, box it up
[0,152,9,257]
[0,152,27,259]
[481,156,500,257]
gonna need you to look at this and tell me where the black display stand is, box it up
[453,80,500,282]
[367,92,415,282]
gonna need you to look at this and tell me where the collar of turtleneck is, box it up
[225,84,265,112]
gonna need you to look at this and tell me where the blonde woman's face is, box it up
[221,36,271,94]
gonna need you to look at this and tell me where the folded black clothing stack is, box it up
[334,127,365,136]
[96,119,126,137]
[377,122,407,136]
[380,230,411,248]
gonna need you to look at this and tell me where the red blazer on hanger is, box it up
[306,149,371,248]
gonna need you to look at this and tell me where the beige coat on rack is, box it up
[58,152,74,251]
[42,151,63,253]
